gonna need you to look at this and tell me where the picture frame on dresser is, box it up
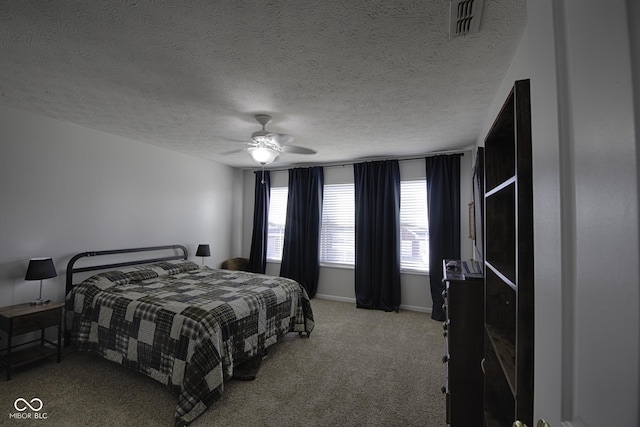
[472,146,485,266]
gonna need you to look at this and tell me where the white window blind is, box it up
[267,187,288,261]
[268,181,429,271]
[320,183,355,265]
[400,180,429,271]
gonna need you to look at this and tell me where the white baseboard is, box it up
[314,294,356,304]
[313,294,431,313]
[399,304,431,313]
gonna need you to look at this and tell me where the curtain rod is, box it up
[244,148,470,172]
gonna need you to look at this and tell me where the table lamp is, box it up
[196,244,210,266]
[25,257,57,305]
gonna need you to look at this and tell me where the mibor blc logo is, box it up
[9,397,48,420]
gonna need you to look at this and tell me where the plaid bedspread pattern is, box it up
[66,260,314,425]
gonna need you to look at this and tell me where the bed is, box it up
[64,245,314,426]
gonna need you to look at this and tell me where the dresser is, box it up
[441,259,484,426]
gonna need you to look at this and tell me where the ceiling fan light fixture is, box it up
[251,129,270,140]
[252,134,274,144]
[229,113,313,165]
[248,146,279,165]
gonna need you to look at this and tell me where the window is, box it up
[267,187,288,261]
[269,180,429,271]
[320,183,355,265]
[400,180,429,271]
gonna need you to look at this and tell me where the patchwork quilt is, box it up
[65,260,314,426]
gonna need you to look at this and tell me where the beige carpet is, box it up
[0,298,446,427]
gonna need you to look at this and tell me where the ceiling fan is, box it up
[244,114,316,165]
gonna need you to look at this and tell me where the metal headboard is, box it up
[65,244,188,295]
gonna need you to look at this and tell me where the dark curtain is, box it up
[426,154,461,321]
[279,166,324,298]
[353,160,401,312]
[248,170,270,274]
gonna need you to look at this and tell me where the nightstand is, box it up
[0,302,64,380]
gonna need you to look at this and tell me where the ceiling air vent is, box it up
[449,0,485,38]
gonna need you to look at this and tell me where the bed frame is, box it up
[65,244,188,295]
[64,245,188,346]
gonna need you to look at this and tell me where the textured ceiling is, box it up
[0,0,527,169]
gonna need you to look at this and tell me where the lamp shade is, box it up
[248,146,279,165]
[196,244,211,257]
[25,257,57,280]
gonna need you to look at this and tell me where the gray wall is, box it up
[0,104,242,307]
[526,1,639,425]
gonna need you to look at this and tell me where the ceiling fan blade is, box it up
[280,145,317,155]
[271,133,294,145]
[219,141,258,155]
[219,148,246,155]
